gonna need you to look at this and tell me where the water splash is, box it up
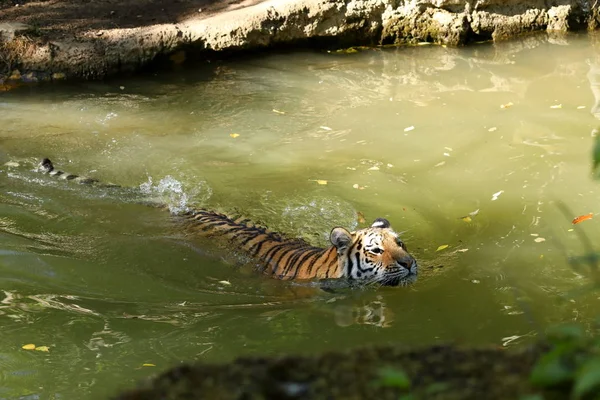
[139,175,211,214]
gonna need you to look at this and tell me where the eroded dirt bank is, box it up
[0,0,599,85]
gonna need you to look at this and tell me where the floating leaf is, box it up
[142,363,156,367]
[436,245,449,252]
[35,346,49,352]
[218,280,231,286]
[459,209,479,222]
[534,237,546,243]
[572,213,593,225]
[229,133,240,138]
[357,211,366,224]
[550,104,562,109]
[404,126,415,132]
[500,102,514,109]
[272,109,285,115]
[22,344,35,350]
[315,180,328,185]
[491,190,504,201]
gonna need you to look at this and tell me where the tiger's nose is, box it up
[398,256,415,270]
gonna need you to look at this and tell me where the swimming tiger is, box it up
[36,158,418,286]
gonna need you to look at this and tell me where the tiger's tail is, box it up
[38,158,120,187]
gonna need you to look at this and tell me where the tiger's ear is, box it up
[371,218,390,229]
[330,227,352,251]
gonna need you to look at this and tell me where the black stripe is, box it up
[199,220,231,231]
[281,248,307,277]
[249,238,267,257]
[305,249,325,276]
[291,249,322,279]
[345,249,354,279]
[263,243,304,273]
[239,231,263,246]
[355,252,373,274]
[272,246,300,277]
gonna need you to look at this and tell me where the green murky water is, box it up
[2,33,600,399]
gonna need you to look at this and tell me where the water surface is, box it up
[1,33,600,399]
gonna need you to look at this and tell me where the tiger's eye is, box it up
[370,248,383,254]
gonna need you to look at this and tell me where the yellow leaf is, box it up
[357,211,366,224]
[500,102,514,109]
[229,133,240,138]
[35,346,49,352]
[142,363,156,367]
[22,344,36,350]
[316,180,328,185]
[436,245,449,252]
[461,216,472,223]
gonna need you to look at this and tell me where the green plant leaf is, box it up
[519,395,545,400]
[530,350,574,387]
[546,324,584,344]
[574,358,600,399]
[376,366,411,389]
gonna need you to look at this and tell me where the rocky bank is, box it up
[0,0,599,86]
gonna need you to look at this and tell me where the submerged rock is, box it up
[0,0,599,83]
[115,344,566,399]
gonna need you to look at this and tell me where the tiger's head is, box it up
[330,218,417,286]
